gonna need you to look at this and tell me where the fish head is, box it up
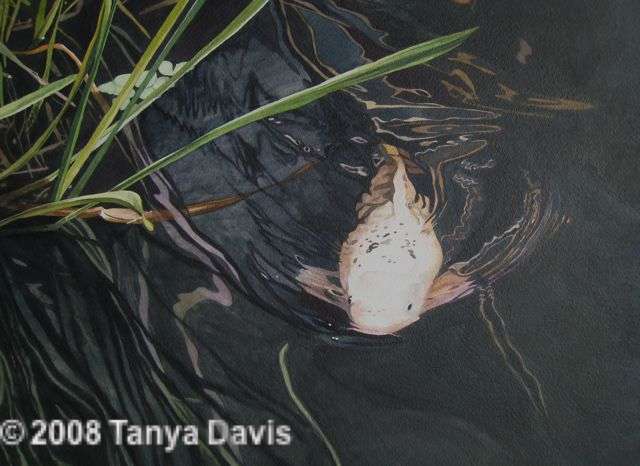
[346,261,439,335]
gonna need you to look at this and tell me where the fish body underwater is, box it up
[296,142,550,336]
[338,144,443,334]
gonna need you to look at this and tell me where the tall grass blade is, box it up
[0,74,75,121]
[92,0,270,161]
[34,0,64,40]
[114,28,477,191]
[25,0,65,129]
[58,0,190,194]
[68,0,209,197]
[51,1,116,200]
[33,0,47,39]
[0,10,106,182]
[0,0,269,203]
[0,20,474,238]
[69,0,269,197]
[279,343,342,466]
[0,172,57,206]
[116,1,151,39]
[0,41,57,87]
[0,190,153,231]
[4,1,23,43]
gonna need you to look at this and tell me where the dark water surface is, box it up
[1,1,639,465]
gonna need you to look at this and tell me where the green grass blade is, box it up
[0,172,58,206]
[34,0,64,40]
[68,0,209,197]
[0,41,51,86]
[24,0,64,128]
[0,7,108,182]
[33,0,47,39]
[0,0,269,202]
[51,1,116,200]
[91,0,269,160]
[68,0,269,198]
[0,190,153,231]
[0,21,472,237]
[58,0,190,194]
[116,1,151,39]
[279,343,342,466]
[0,74,75,121]
[4,1,23,43]
[114,27,477,191]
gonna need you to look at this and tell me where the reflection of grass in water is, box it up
[151,372,239,466]
[0,246,248,464]
[478,286,548,418]
[279,343,342,466]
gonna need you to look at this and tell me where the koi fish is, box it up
[296,143,557,335]
[337,144,443,334]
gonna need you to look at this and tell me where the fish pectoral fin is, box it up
[295,264,349,311]
[417,193,430,212]
[424,268,476,312]
[414,194,435,225]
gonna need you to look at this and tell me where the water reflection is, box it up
[136,0,570,341]
[1,1,602,464]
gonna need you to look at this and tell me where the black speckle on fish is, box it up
[408,249,416,259]
[366,243,379,253]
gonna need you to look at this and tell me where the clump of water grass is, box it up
[0,0,475,234]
